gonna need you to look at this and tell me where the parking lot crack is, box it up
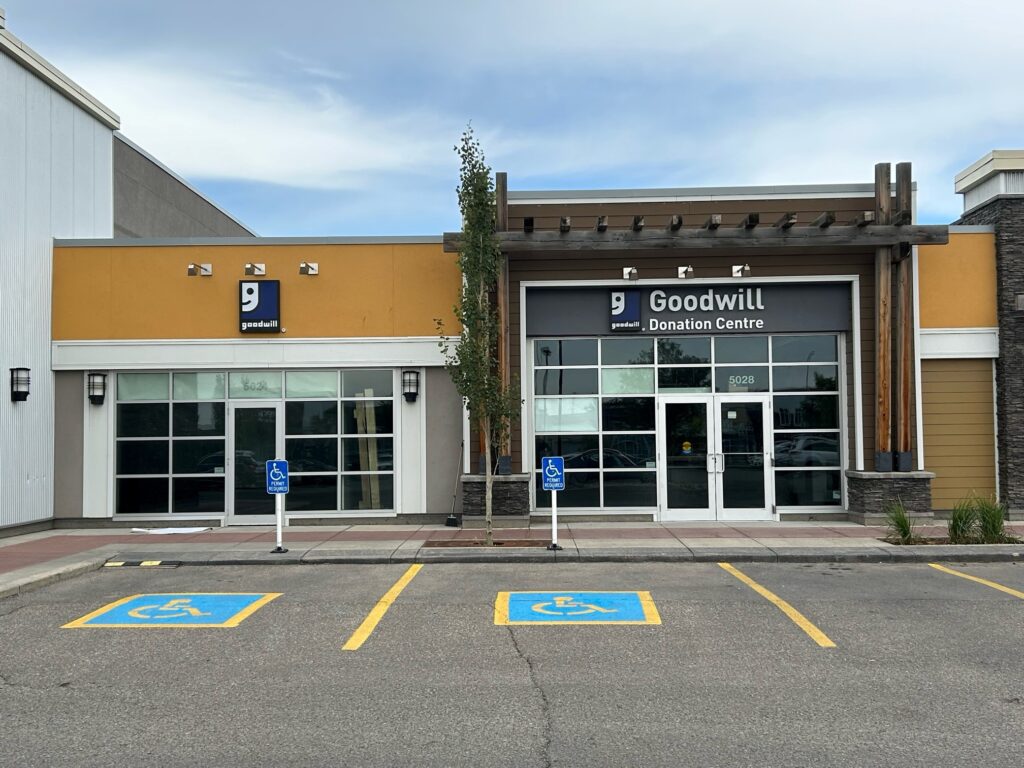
[507,627,554,768]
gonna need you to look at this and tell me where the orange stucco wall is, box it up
[918,232,997,329]
[53,243,460,340]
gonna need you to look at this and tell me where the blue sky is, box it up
[5,1,1022,235]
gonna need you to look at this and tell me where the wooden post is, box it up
[874,163,893,471]
[494,172,511,462]
[894,162,914,471]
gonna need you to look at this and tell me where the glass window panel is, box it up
[173,439,225,474]
[722,453,766,508]
[533,368,598,395]
[775,470,842,506]
[774,433,841,467]
[603,434,657,468]
[772,365,838,392]
[773,395,839,430]
[342,437,393,472]
[534,339,598,367]
[534,398,599,432]
[601,368,655,394]
[117,373,168,401]
[343,474,394,510]
[714,366,769,393]
[772,335,838,363]
[229,371,282,399]
[601,338,654,365]
[288,476,339,512]
[285,438,338,472]
[116,478,168,514]
[657,337,711,365]
[715,336,768,363]
[286,401,338,435]
[172,372,225,401]
[343,370,393,398]
[535,435,600,469]
[173,477,224,512]
[603,472,657,507]
[117,403,169,437]
[535,472,600,508]
[286,371,338,398]
[343,401,394,434]
[601,397,655,431]
[117,441,168,475]
[173,403,225,437]
[720,402,764,454]
[657,368,711,393]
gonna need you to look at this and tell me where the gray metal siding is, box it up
[0,51,112,528]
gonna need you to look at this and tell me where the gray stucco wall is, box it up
[425,368,463,515]
[113,135,254,238]
[53,371,84,519]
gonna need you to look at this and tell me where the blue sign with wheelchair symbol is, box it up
[541,456,565,491]
[266,461,289,494]
[63,593,282,628]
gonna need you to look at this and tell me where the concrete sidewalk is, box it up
[3,521,1024,598]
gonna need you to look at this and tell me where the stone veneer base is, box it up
[846,470,935,522]
[461,474,531,517]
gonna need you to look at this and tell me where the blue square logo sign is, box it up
[63,593,282,628]
[240,280,281,333]
[610,290,641,331]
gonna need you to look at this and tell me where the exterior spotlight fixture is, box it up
[244,263,266,276]
[87,373,107,405]
[402,370,420,403]
[678,265,694,279]
[299,262,319,276]
[10,367,30,402]
[622,266,638,281]
[187,263,213,276]
[731,264,751,278]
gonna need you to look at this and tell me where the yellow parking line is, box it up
[928,563,1024,599]
[718,562,836,648]
[342,564,423,651]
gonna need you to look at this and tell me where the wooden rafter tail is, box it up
[739,213,759,230]
[774,212,797,230]
[632,215,645,232]
[812,211,835,229]
[702,214,722,230]
[893,209,912,226]
[851,211,875,227]
[523,217,534,233]
[668,214,683,231]
[559,216,571,233]
[596,215,608,232]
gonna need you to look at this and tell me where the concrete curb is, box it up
[0,556,108,599]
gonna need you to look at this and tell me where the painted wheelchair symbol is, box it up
[269,464,285,482]
[126,598,212,620]
[543,460,561,478]
[530,595,618,616]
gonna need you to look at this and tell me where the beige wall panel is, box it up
[922,359,996,509]
[918,233,997,329]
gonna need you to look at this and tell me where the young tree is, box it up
[438,126,519,545]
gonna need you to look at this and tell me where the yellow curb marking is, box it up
[342,564,423,651]
[929,563,1024,600]
[718,562,836,648]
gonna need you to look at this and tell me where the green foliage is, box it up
[947,498,979,544]
[884,497,921,545]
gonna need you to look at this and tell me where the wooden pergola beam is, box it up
[632,215,645,232]
[774,212,798,230]
[559,216,571,233]
[812,211,835,228]
[442,224,948,252]
[739,213,759,229]
[668,214,683,231]
[851,211,875,227]
[703,214,722,230]
[596,215,608,232]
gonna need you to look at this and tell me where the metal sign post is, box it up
[265,460,289,553]
[541,456,565,551]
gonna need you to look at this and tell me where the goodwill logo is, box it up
[239,280,281,333]
[610,290,641,331]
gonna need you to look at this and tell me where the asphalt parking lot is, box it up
[1,562,1023,767]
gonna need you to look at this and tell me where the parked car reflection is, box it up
[774,435,840,466]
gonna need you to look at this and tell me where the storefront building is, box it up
[50,238,464,525]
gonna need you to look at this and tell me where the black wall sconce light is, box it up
[10,367,30,402]
[402,370,420,403]
[87,372,107,405]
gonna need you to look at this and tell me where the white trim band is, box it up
[919,327,999,359]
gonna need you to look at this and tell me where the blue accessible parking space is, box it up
[63,593,281,629]
[495,591,661,625]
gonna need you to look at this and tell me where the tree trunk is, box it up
[483,415,493,547]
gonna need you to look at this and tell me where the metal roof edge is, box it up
[0,27,119,129]
[507,182,913,203]
[53,235,445,247]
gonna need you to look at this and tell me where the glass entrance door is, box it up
[228,402,283,524]
[659,395,772,521]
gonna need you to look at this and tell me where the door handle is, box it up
[706,454,715,474]
[717,453,726,474]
